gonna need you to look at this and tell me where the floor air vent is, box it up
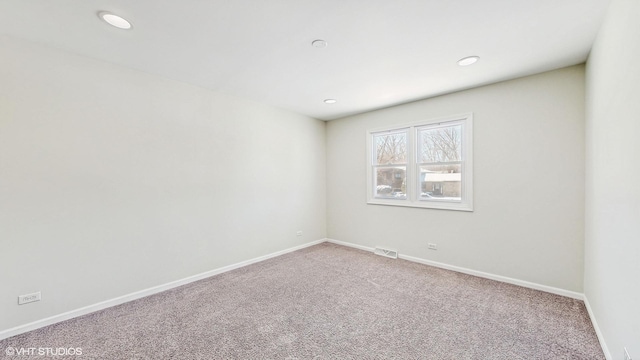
[374,247,398,259]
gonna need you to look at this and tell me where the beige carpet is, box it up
[1,243,603,359]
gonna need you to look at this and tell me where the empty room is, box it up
[1,0,638,359]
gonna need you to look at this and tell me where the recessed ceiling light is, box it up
[312,40,328,48]
[457,56,479,66]
[98,11,132,30]
[324,99,337,104]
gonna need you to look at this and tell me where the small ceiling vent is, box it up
[374,247,398,259]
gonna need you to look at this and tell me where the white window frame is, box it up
[366,113,473,211]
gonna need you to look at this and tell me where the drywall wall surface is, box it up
[0,35,326,332]
[327,66,585,292]
[585,0,640,357]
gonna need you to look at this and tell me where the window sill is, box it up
[367,198,473,212]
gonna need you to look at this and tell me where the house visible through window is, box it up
[366,113,473,211]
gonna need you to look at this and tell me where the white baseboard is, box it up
[326,238,375,252]
[326,238,583,300]
[583,296,612,360]
[0,238,327,341]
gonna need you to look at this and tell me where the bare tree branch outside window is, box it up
[376,132,407,165]
[420,125,461,163]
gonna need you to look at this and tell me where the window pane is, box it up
[419,125,462,163]
[419,164,461,201]
[375,167,406,198]
[374,132,407,165]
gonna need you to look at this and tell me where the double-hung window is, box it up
[366,113,473,211]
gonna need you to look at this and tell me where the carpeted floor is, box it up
[1,243,604,359]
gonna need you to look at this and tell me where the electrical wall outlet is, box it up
[624,347,632,360]
[428,243,437,250]
[296,231,302,237]
[18,291,41,305]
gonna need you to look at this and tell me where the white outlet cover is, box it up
[18,291,41,305]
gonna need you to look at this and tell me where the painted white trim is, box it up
[583,296,612,360]
[326,238,583,300]
[0,238,327,341]
[399,253,583,300]
[326,238,375,252]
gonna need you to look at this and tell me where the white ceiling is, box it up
[0,0,611,120]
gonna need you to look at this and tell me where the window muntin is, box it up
[366,114,472,211]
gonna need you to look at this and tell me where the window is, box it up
[366,113,473,211]
[372,130,407,199]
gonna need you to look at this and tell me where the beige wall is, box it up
[0,36,326,332]
[327,66,586,292]
[585,0,640,357]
